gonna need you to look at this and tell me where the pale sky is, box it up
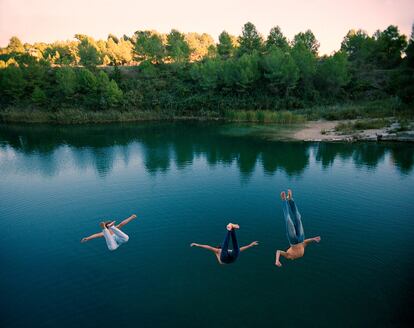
[0,0,413,54]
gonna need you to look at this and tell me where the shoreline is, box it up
[290,120,414,143]
[1,110,413,143]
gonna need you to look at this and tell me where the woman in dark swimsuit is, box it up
[191,223,258,264]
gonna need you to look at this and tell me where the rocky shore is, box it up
[292,120,414,142]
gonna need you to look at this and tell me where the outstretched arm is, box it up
[304,236,321,246]
[81,232,104,243]
[240,241,259,252]
[116,214,137,229]
[190,243,219,253]
[275,250,290,267]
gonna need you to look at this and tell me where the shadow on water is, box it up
[0,122,413,178]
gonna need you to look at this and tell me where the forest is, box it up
[0,22,413,122]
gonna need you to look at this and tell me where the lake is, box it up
[1,122,413,328]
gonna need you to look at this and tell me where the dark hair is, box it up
[217,245,222,249]
[104,221,112,228]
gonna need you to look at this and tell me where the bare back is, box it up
[286,243,305,259]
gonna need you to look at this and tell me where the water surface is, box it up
[1,123,413,328]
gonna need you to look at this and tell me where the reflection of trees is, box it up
[352,143,386,168]
[91,147,114,178]
[315,142,402,172]
[1,124,413,178]
[389,144,414,175]
[261,142,309,176]
[315,143,354,168]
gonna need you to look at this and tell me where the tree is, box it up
[340,29,375,65]
[107,34,119,44]
[31,86,47,105]
[405,24,414,68]
[96,71,123,108]
[217,31,236,59]
[185,32,215,61]
[7,36,25,53]
[77,68,97,96]
[222,53,260,91]
[238,22,263,56]
[134,30,165,63]
[293,30,319,55]
[261,48,299,95]
[315,52,349,97]
[373,25,407,69]
[56,67,77,98]
[291,43,317,98]
[76,35,102,67]
[190,58,222,90]
[106,37,133,65]
[266,26,289,51]
[0,65,26,103]
[166,29,190,63]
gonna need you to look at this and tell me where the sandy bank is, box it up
[291,120,414,142]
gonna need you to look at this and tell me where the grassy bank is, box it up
[298,99,412,120]
[0,108,306,124]
[0,100,412,125]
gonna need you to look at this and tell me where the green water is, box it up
[1,122,413,328]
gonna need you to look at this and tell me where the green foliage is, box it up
[335,119,390,133]
[222,53,260,91]
[293,30,319,55]
[266,26,289,51]
[223,110,305,123]
[315,52,349,97]
[56,67,77,98]
[238,22,263,56]
[1,21,413,117]
[166,30,190,63]
[261,48,299,95]
[134,31,165,63]
[77,36,102,67]
[217,31,236,59]
[405,24,414,69]
[291,43,317,99]
[31,86,47,106]
[96,71,123,108]
[190,59,221,90]
[373,25,407,69]
[0,65,26,103]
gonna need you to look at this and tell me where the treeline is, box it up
[0,22,413,114]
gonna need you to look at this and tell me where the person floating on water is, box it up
[81,214,137,251]
[275,190,321,267]
[191,223,259,264]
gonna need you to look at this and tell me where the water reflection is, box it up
[0,123,413,178]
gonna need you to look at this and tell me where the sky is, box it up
[0,0,413,54]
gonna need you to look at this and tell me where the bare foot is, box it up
[280,191,286,200]
[227,223,240,231]
[287,189,292,200]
